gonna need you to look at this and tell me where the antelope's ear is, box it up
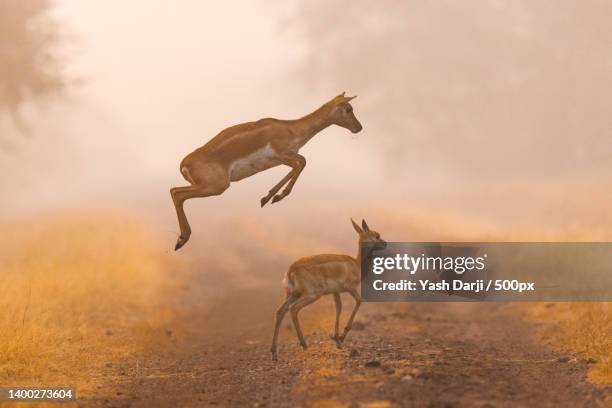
[345,95,357,102]
[362,219,370,232]
[351,218,363,234]
[340,91,346,97]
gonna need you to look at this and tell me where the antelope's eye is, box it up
[345,106,353,113]
[375,233,380,239]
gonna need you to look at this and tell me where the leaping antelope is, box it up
[270,219,386,361]
[170,93,363,250]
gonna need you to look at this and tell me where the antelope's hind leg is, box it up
[170,163,229,250]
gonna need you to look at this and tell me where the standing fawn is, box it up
[170,93,362,250]
[271,219,386,361]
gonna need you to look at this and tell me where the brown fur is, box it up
[285,255,357,295]
[170,93,362,250]
[271,219,386,361]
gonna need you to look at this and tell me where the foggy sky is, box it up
[1,1,610,239]
[288,0,612,180]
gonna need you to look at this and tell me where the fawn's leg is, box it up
[271,292,300,361]
[339,288,362,343]
[331,293,343,347]
[260,153,306,206]
[289,295,319,350]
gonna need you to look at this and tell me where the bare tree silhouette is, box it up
[0,0,65,119]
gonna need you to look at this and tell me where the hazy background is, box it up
[1,0,611,249]
[2,1,610,394]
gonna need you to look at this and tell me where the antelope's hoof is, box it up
[271,351,278,362]
[174,236,188,251]
[260,196,271,207]
[271,195,283,204]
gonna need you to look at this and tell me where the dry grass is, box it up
[0,212,182,395]
[523,302,612,384]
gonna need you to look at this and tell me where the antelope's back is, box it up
[200,119,285,158]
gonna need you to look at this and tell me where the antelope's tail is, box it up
[180,165,196,184]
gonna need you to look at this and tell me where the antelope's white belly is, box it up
[229,144,279,181]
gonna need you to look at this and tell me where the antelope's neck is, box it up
[292,104,333,146]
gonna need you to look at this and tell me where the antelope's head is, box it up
[329,92,362,134]
[351,218,386,250]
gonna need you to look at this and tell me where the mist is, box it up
[1,0,611,242]
[288,0,612,177]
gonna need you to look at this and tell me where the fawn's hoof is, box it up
[260,196,271,207]
[330,334,343,348]
[174,236,189,251]
[271,195,283,204]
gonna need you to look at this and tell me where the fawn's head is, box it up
[328,92,362,134]
[351,218,386,250]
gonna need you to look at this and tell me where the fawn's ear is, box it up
[362,219,370,232]
[351,218,363,234]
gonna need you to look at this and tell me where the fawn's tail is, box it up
[283,269,296,295]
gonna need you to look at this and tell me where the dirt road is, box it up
[85,260,610,408]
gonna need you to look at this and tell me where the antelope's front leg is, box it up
[260,170,294,207]
[260,153,306,207]
[271,154,306,204]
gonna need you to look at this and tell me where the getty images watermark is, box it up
[360,243,612,301]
